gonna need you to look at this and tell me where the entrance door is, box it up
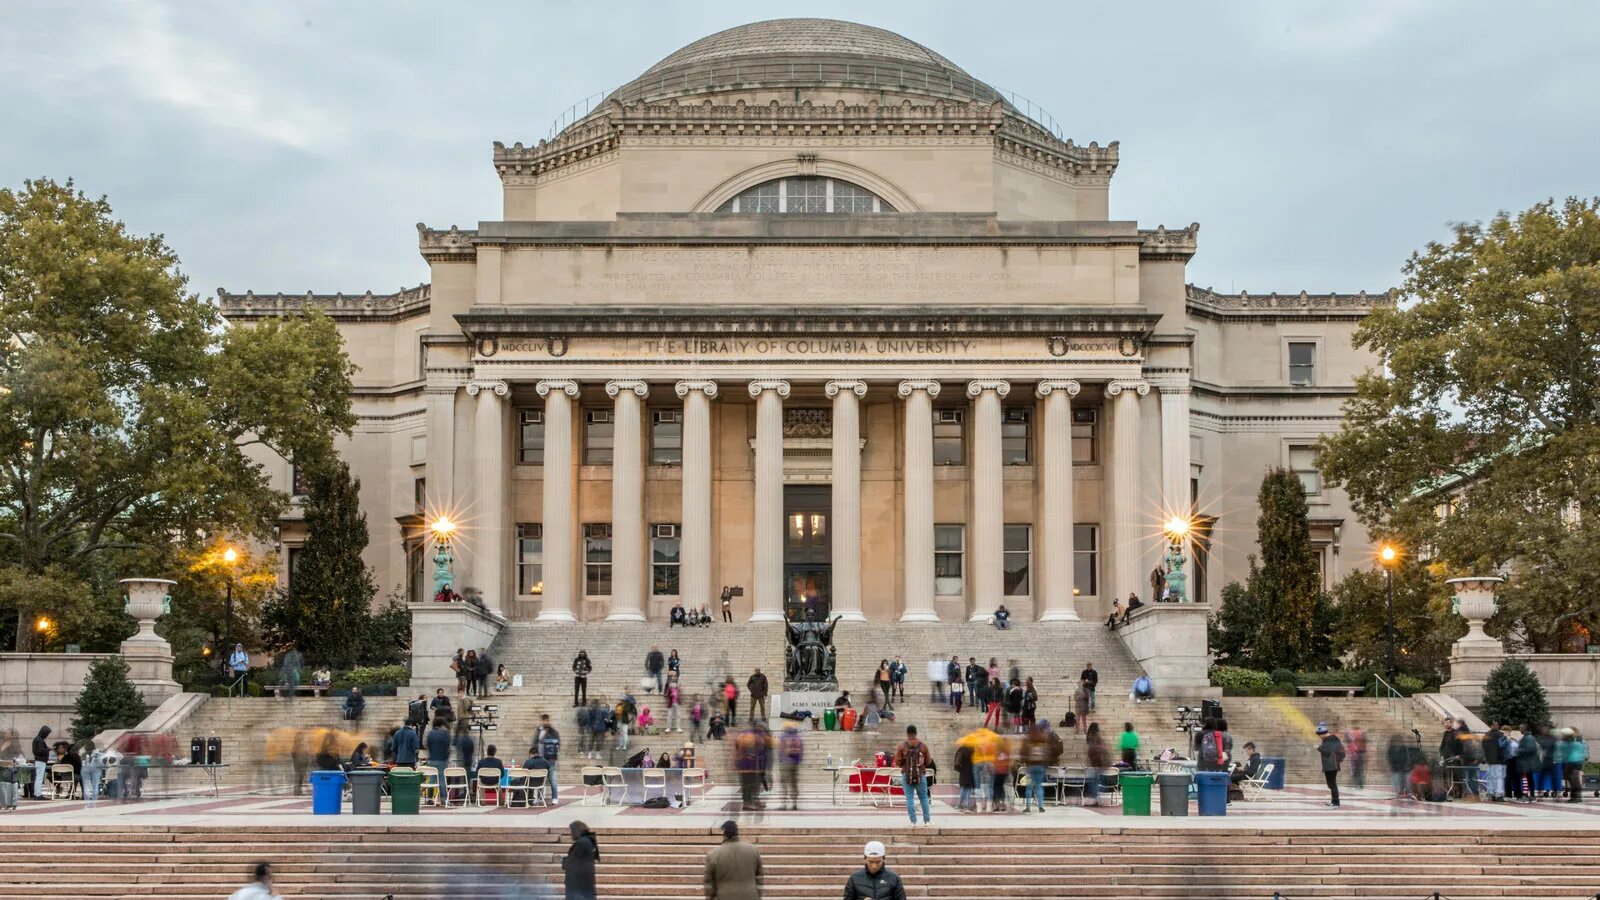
[783,485,831,620]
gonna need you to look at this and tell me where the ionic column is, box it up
[1107,379,1150,605]
[826,380,868,623]
[967,380,1010,621]
[467,379,509,614]
[605,380,648,622]
[1159,384,1193,520]
[535,379,579,622]
[1036,380,1081,621]
[747,380,790,623]
[898,380,941,622]
[675,380,717,611]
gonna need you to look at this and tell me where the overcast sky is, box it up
[3,1,1596,301]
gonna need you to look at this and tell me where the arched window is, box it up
[717,177,896,213]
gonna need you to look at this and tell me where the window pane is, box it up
[787,177,827,212]
[934,525,963,552]
[1002,408,1030,465]
[1073,524,1098,596]
[519,409,545,464]
[1289,342,1315,385]
[723,177,889,215]
[651,409,682,465]
[651,524,680,596]
[584,524,612,596]
[933,411,964,466]
[1071,407,1097,464]
[585,411,613,465]
[1003,525,1030,596]
[1288,446,1317,468]
[831,181,874,213]
[1004,525,1030,552]
[517,523,543,595]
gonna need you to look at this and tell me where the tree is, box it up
[261,460,375,664]
[1317,197,1600,651]
[1329,563,1455,679]
[1208,582,1262,665]
[1481,658,1551,728]
[0,178,355,649]
[70,655,147,742]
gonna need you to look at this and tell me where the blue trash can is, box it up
[309,770,347,815]
[1195,771,1229,816]
[1263,757,1286,790]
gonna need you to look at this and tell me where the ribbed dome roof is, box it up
[640,19,971,79]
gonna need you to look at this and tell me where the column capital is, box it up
[605,380,650,398]
[674,380,719,399]
[536,379,579,398]
[966,379,1011,399]
[746,379,791,399]
[465,379,509,397]
[1105,380,1150,397]
[1154,383,1192,396]
[1035,379,1081,399]
[825,380,868,399]
[896,379,941,399]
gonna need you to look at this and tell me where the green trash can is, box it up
[823,708,838,731]
[389,769,422,815]
[1120,772,1153,816]
[348,769,385,815]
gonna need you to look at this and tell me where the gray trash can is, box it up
[1157,772,1192,816]
[348,769,385,815]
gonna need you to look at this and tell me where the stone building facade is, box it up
[220,19,1386,625]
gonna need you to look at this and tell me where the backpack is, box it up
[540,730,561,760]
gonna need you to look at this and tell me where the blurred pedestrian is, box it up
[779,725,803,810]
[1345,725,1368,789]
[704,819,763,900]
[1482,721,1509,801]
[227,862,282,900]
[1563,727,1588,803]
[562,821,599,900]
[1084,722,1107,807]
[842,841,905,900]
[1118,722,1141,768]
[1316,723,1346,808]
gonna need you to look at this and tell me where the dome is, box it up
[607,18,999,109]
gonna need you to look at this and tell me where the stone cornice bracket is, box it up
[1152,382,1193,396]
[416,223,478,262]
[896,380,942,399]
[1105,380,1150,397]
[217,284,430,323]
[605,380,650,399]
[674,380,719,399]
[746,380,791,399]
[465,379,509,397]
[1035,380,1081,399]
[535,380,580,398]
[965,379,1011,399]
[1184,284,1394,315]
[824,380,868,399]
[1138,223,1200,261]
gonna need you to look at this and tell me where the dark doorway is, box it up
[783,485,831,621]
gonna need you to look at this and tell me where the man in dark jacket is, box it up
[392,720,420,766]
[424,719,452,790]
[747,668,769,723]
[1316,723,1346,808]
[964,659,983,711]
[572,651,592,706]
[645,646,665,694]
[31,726,51,800]
[474,651,494,699]
[406,694,429,734]
[562,820,598,900]
[842,841,906,900]
[703,819,763,900]
[1482,721,1508,800]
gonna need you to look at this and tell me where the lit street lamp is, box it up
[1378,543,1400,682]
[221,546,238,684]
[1162,515,1191,603]
[431,516,458,601]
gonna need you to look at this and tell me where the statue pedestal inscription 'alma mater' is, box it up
[785,615,842,692]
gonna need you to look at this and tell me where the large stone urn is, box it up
[1441,575,1506,707]
[118,578,180,705]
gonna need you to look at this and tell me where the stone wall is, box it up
[0,652,105,738]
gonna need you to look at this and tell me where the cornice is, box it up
[218,284,430,323]
[1139,224,1200,261]
[417,224,478,263]
[1185,284,1392,321]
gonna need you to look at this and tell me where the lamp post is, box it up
[1162,516,1191,603]
[221,546,238,683]
[1378,544,1399,682]
[431,516,457,601]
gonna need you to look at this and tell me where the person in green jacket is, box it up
[1561,728,1588,803]
[1118,722,1141,768]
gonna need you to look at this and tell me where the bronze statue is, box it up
[785,614,842,687]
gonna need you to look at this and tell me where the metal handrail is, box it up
[1373,673,1403,699]
[224,672,249,699]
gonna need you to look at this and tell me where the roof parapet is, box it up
[217,284,431,322]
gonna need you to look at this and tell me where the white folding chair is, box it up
[601,767,628,806]
[442,766,469,808]
[526,769,550,807]
[681,768,707,807]
[474,767,503,807]
[1240,763,1275,801]
[1056,766,1088,806]
[580,766,604,805]
[641,769,667,802]
[503,767,532,808]
[870,767,900,808]
[420,767,441,806]
[50,764,76,799]
[837,766,864,806]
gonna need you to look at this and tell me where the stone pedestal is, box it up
[118,578,180,706]
[1117,603,1212,692]
[1441,576,1507,708]
[409,602,506,688]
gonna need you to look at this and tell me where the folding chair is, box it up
[420,767,440,806]
[837,766,865,806]
[442,766,469,808]
[1240,763,1275,801]
[503,768,532,808]
[1057,766,1088,806]
[869,767,900,808]
[50,764,76,800]
[1099,769,1122,806]
[474,767,503,807]
[681,768,707,807]
[601,767,628,805]
[580,766,604,805]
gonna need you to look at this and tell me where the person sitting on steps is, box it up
[992,604,1011,630]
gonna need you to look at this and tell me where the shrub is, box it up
[1481,659,1550,728]
[71,656,148,742]
[1395,674,1428,696]
[1269,668,1297,687]
[1210,665,1273,694]
[1269,681,1297,697]
[346,664,410,688]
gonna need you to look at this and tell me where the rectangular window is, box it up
[1001,408,1031,465]
[518,409,545,464]
[651,524,681,596]
[1072,407,1098,464]
[650,409,683,465]
[290,461,310,498]
[286,546,303,590]
[1288,342,1316,386]
[584,524,612,595]
[413,477,426,513]
[584,409,613,465]
[934,525,964,596]
[933,408,964,466]
[517,524,543,595]
[1073,524,1098,596]
[1003,524,1031,596]
[1289,445,1321,495]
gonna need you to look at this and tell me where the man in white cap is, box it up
[841,840,906,900]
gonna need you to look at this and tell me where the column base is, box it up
[535,608,578,623]
[967,611,996,623]
[747,610,786,623]
[605,610,647,623]
[1037,609,1082,623]
[832,610,868,623]
[899,610,940,623]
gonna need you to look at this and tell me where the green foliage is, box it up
[0,565,132,652]
[1208,469,1325,670]
[1395,674,1429,695]
[1269,681,1297,697]
[70,655,146,742]
[1268,668,1297,686]
[1329,563,1455,679]
[1481,658,1551,728]
[1209,665,1272,694]
[0,178,354,650]
[345,664,410,688]
[1208,582,1261,665]
[1317,197,1600,651]
[1292,669,1375,688]
[354,593,412,667]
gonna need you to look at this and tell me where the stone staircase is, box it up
[2,825,1598,898]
